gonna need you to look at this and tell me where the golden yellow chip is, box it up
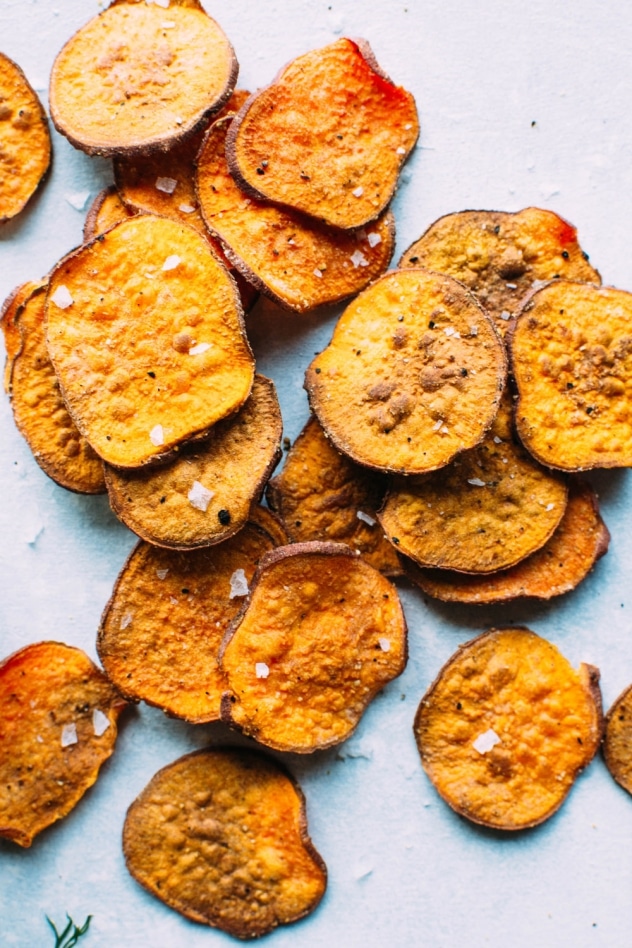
[83,185,136,242]
[510,280,632,470]
[123,747,327,938]
[267,415,401,575]
[405,479,609,602]
[379,395,568,573]
[306,268,506,474]
[220,542,407,752]
[49,0,237,156]
[0,640,127,847]
[197,114,396,313]
[97,522,275,723]
[2,280,40,393]
[226,38,418,229]
[104,375,281,548]
[603,685,632,797]
[414,628,602,830]
[399,208,600,335]
[46,215,254,468]
[0,52,51,223]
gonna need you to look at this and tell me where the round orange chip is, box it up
[603,684,632,797]
[83,185,137,242]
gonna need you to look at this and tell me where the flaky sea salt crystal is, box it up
[229,569,249,599]
[444,327,455,336]
[188,480,214,512]
[156,568,169,580]
[350,249,369,268]
[396,146,406,154]
[162,254,181,271]
[378,638,391,652]
[313,268,323,278]
[357,510,376,526]
[155,175,177,194]
[66,190,91,211]
[353,186,364,197]
[367,232,382,248]
[93,709,110,737]
[120,612,133,630]
[470,325,478,336]
[255,662,270,679]
[179,203,196,213]
[499,310,511,321]
[546,503,555,511]
[51,285,74,309]
[150,424,164,446]
[432,419,443,431]
[473,728,501,754]
[61,723,78,747]
[189,342,211,355]
[493,436,502,444]
[468,478,486,487]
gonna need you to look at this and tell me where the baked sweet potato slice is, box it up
[305,268,506,474]
[197,114,395,313]
[83,185,136,241]
[5,282,106,493]
[123,747,327,938]
[104,375,282,548]
[46,215,254,468]
[267,415,401,575]
[510,280,632,470]
[414,628,602,830]
[1,280,41,393]
[603,685,632,797]
[0,641,127,847]
[248,504,289,548]
[399,208,600,335]
[405,478,609,602]
[379,395,567,573]
[49,0,237,157]
[97,522,274,723]
[220,542,407,752]
[226,38,418,229]
[0,53,51,223]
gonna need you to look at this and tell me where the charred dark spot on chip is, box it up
[148,371,156,378]
[562,251,569,259]
[218,509,231,525]
[409,256,419,263]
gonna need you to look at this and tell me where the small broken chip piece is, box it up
[414,628,602,830]
[226,38,418,229]
[46,215,254,468]
[398,207,600,335]
[123,747,327,938]
[104,375,282,548]
[510,280,632,470]
[83,185,137,242]
[404,478,609,603]
[0,641,127,847]
[97,522,275,723]
[379,395,568,573]
[220,542,407,752]
[267,415,401,575]
[0,52,51,224]
[305,268,506,474]
[197,113,396,312]
[49,1,238,156]
[603,684,632,797]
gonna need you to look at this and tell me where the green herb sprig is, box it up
[46,913,92,947]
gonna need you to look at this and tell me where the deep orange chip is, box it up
[603,685,632,797]
[97,522,275,723]
[414,628,602,830]
[267,415,401,575]
[49,0,238,157]
[226,38,418,229]
[404,479,609,603]
[0,53,51,223]
[247,504,290,548]
[0,641,127,847]
[123,747,327,938]
[197,114,395,313]
[1,280,40,393]
[83,185,137,242]
[305,268,506,474]
[220,542,407,753]
[46,215,254,468]
[104,375,282,549]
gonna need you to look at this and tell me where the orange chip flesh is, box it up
[83,185,137,242]
[510,280,632,470]
[379,395,568,573]
[46,215,254,469]
[104,375,282,549]
[248,504,290,548]
[267,415,401,575]
[305,268,506,475]
[603,685,632,797]
[0,641,127,847]
[404,478,609,603]
[123,747,327,938]
[2,280,41,393]
[226,38,418,230]
[97,523,275,723]
[197,114,396,313]
[5,282,106,494]
[414,628,602,830]
[49,1,238,157]
[399,208,600,335]
[0,52,51,224]
[220,542,407,753]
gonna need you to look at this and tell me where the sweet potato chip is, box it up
[123,747,327,938]
[49,1,237,157]
[197,114,395,312]
[603,684,632,797]
[0,641,127,847]
[267,415,401,575]
[379,395,568,573]
[399,208,600,335]
[220,542,407,752]
[226,38,418,229]
[46,215,254,468]
[5,282,106,493]
[83,185,136,242]
[414,628,602,830]
[305,268,506,474]
[97,522,275,723]
[404,479,609,602]
[248,504,290,548]
[0,52,51,223]
[2,280,41,393]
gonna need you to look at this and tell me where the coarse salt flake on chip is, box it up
[92,709,110,737]
[189,342,211,355]
[472,729,501,754]
[149,425,164,447]
[50,285,73,309]
[188,480,214,512]
[229,568,249,598]
[61,723,78,747]
[256,662,270,679]
[162,255,181,271]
